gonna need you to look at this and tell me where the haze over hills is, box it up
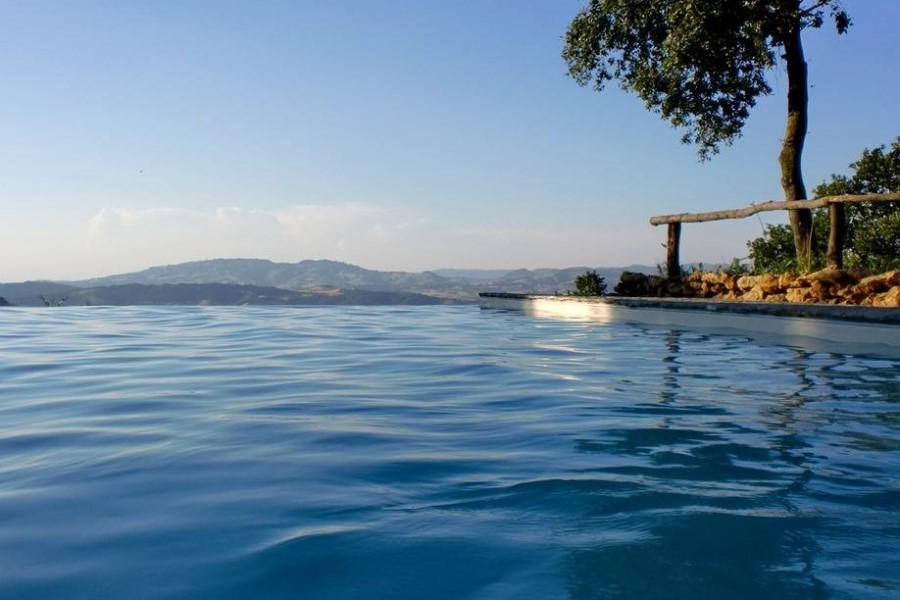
[75,259,450,292]
[0,259,655,306]
[66,284,446,307]
[73,259,653,296]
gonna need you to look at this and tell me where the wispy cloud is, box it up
[0,202,767,281]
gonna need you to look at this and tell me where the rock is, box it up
[647,276,666,297]
[737,273,780,295]
[840,288,869,305]
[614,271,648,296]
[743,285,767,301]
[666,280,684,296]
[736,275,758,292]
[700,272,728,284]
[872,286,900,308]
[856,270,900,295]
[697,272,733,296]
[619,271,648,284]
[779,273,799,289]
[758,273,781,293]
[809,280,836,302]
[786,287,815,303]
[616,268,899,306]
[614,272,668,297]
[682,274,705,297]
[800,268,858,287]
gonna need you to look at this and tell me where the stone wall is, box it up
[614,269,900,307]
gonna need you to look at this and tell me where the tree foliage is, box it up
[563,1,851,265]
[574,270,607,296]
[562,0,849,160]
[749,138,900,273]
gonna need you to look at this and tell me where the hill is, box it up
[71,259,653,300]
[76,259,449,290]
[0,281,82,307]
[1,260,657,305]
[66,283,449,306]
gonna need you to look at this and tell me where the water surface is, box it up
[1,306,898,599]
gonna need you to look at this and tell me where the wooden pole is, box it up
[647,193,898,275]
[667,222,681,280]
[826,203,845,270]
[649,193,900,226]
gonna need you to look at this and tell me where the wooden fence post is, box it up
[827,203,845,270]
[667,222,681,280]
[649,193,898,275]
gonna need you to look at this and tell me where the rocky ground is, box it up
[614,269,900,307]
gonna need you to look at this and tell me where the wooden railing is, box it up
[650,194,900,278]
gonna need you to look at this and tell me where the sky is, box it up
[1,0,898,281]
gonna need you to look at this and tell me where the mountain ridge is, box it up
[67,283,450,306]
[2,259,656,306]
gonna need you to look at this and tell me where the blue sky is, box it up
[1,0,898,280]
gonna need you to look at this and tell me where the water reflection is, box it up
[660,331,681,405]
[563,329,900,599]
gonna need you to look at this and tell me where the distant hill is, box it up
[1,260,657,305]
[75,259,450,291]
[0,281,82,307]
[431,268,514,280]
[69,259,655,300]
[66,283,449,306]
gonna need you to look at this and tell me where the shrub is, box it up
[573,270,606,296]
[748,138,900,273]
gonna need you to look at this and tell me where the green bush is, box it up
[573,270,606,296]
[748,138,900,273]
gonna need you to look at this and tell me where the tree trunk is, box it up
[779,14,814,270]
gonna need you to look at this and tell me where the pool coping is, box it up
[478,293,900,353]
[478,293,900,324]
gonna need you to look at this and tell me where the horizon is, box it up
[4,256,663,285]
[3,2,898,281]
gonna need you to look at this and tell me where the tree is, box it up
[749,138,900,273]
[562,0,850,267]
[574,270,607,296]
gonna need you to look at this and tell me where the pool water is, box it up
[1,306,898,599]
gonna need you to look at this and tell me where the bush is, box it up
[749,212,828,273]
[748,138,900,273]
[722,258,751,277]
[573,270,606,296]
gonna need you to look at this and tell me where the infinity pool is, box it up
[1,306,897,599]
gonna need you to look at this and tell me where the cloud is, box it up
[1,202,769,281]
[84,203,434,273]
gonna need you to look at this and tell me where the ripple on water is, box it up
[0,305,898,600]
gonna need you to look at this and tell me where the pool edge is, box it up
[478,293,900,351]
